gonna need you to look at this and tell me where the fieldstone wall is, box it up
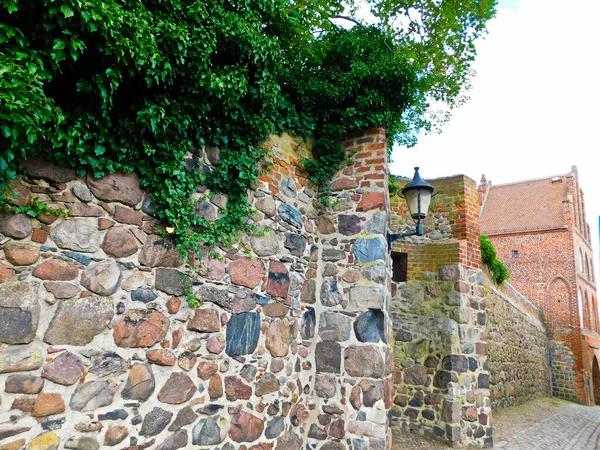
[484,277,551,410]
[0,129,392,450]
[549,340,579,402]
[389,175,491,448]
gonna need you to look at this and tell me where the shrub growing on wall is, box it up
[481,235,510,284]
[0,0,496,255]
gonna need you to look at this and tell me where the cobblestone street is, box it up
[392,397,600,449]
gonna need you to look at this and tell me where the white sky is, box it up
[390,0,600,281]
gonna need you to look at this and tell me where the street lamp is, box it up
[387,167,438,250]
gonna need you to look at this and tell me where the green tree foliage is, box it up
[0,0,496,256]
[480,235,509,284]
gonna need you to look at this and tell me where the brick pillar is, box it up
[311,128,393,449]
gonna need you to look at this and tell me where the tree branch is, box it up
[331,15,362,26]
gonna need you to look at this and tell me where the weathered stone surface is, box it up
[44,296,113,346]
[255,373,279,396]
[263,301,287,318]
[5,374,44,394]
[322,248,346,262]
[229,411,264,443]
[138,236,183,268]
[193,416,228,446]
[251,229,281,257]
[113,310,169,348]
[232,293,257,314]
[199,285,231,309]
[33,259,79,281]
[265,417,285,439]
[188,308,220,333]
[354,311,385,343]
[265,318,290,357]
[197,360,219,381]
[24,432,60,450]
[104,426,128,446]
[81,262,122,296]
[209,374,223,399]
[320,279,343,307]
[344,345,385,377]
[226,312,260,357]
[300,279,316,304]
[363,263,387,284]
[32,393,66,417]
[278,203,303,228]
[42,351,85,385]
[101,227,138,258]
[70,202,104,217]
[353,237,386,263]
[177,351,197,371]
[225,376,252,401]
[194,201,217,221]
[155,268,187,296]
[4,243,39,266]
[403,365,427,386]
[338,214,362,235]
[314,374,336,398]
[121,364,155,401]
[89,352,128,377]
[275,431,303,450]
[0,262,14,283]
[301,308,316,340]
[113,205,143,225]
[146,349,176,366]
[140,407,173,437]
[87,172,143,206]
[50,218,101,252]
[357,192,385,211]
[64,436,100,450]
[158,372,196,404]
[168,406,198,432]
[22,156,77,182]
[441,355,469,373]
[315,342,341,373]
[230,258,265,289]
[267,261,290,298]
[0,342,43,373]
[319,311,352,342]
[131,289,158,303]
[349,286,384,309]
[284,233,306,256]
[70,380,116,412]
[156,430,188,450]
[0,282,39,344]
[330,177,359,191]
[44,282,79,299]
[0,213,32,239]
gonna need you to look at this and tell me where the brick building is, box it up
[479,166,600,405]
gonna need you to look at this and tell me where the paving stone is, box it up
[113,310,169,348]
[81,262,122,296]
[51,218,101,252]
[0,281,39,344]
[44,296,113,346]
[87,172,143,206]
[140,407,173,437]
[42,351,85,385]
[102,227,138,258]
[122,364,155,401]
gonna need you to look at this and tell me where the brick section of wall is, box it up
[485,276,551,410]
[390,175,481,280]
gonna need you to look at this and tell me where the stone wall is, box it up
[0,129,392,450]
[390,175,491,448]
[484,276,551,410]
[549,340,579,402]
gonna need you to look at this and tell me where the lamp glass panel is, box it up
[405,188,431,220]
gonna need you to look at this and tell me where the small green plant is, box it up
[2,197,71,219]
[480,235,510,284]
[184,285,203,309]
[388,178,402,197]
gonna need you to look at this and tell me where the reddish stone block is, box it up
[357,192,384,211]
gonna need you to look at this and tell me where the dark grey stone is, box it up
[353,238,386,263]
[225,312,260,357]
[200,285,231,310]
[155,268,188,296]
[131,289,158,303]
[322,248,346,262]
[320,279,343,307]
[278,203,303,228]
[308,424,327,440]
[41,417,66,431]
[338,214,361,235]
[240,364,258,383]
[168,406,198,432]
[89,352,128,377]
[434,371,452,389]
[142,196,158,216]
[318,311,352,342]
[441,355,468,373]
[363,263,387,284]
[301,308,316,340]
[194,201,217,221]
[284,233,307,256]
[478,373,490,388]
[315,342,341,373]
[0,282,39,344]
[65,251,91,265]
[98,409,128,420]
[354,310,385,343]
[140,407,173,437]
[192,416,224,445]
[468,357,478,372]
[265,416,285,439]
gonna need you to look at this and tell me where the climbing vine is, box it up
[1,0,496,260]
[480,235,510,284]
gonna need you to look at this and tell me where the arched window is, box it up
[586,255,591,278]
[579,248,585,272]
[578,290,584,328]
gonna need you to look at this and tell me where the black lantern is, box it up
[388,167,438,249]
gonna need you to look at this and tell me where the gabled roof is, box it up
[480,175,570,235]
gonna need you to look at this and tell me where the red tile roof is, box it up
[481,175,570,235]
